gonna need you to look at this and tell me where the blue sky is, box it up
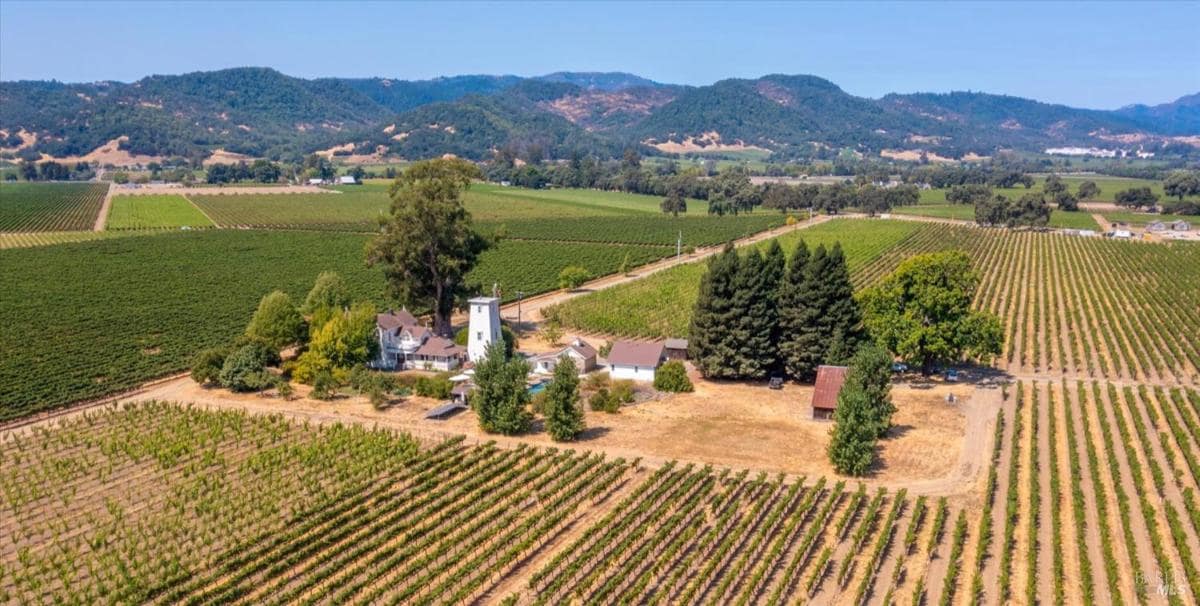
[1,1,1197,109]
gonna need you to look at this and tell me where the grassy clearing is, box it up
[917,176,1163,205]
[106,195,214,230]
[1101,210,1194,226]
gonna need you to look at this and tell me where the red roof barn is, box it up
[811,365,848,420]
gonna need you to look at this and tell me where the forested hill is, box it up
[1,67,1196,163]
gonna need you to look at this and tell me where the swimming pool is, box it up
[527,382,547,395]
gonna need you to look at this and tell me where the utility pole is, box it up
[516,291,525,333]
[676,230,682,258]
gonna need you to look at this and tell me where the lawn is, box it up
[106,195,215,229]
[546,219,924,339]
[0,229,672,419]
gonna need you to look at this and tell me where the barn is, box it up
[811,365,848,420]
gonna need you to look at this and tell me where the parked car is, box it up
[768,376,784,390]
[945,369,960,382]
[891,362,909,373]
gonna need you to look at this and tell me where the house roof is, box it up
[607,340,665,368]
[377,309,419,331]
[415,336,465,358]
[664,338,689,350]
[533,338,597,364]
[812,365,849,411]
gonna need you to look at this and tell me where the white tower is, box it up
[467,297,501,363]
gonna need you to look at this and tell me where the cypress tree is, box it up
[821,243,864,359]
[763,240,787,374]
[844,343,896,438]
[473,342,532,435]
[827,385,878,476]
[778,240,813,379]
[731,249,775,379]
[544,355,584,441]
[785,244,829,381]
[689,243,741,379]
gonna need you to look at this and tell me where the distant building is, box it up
[532,338,598,374]
[307,178,325,186]
[607,340,665,382]
[338,175,359,185]
[1111,229,1133,239]
[1171,220,1191,231]
[811,365,848,420]
[1147,221,1168,232]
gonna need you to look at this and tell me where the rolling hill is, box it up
[1,67,1195,164]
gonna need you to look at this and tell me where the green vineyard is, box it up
[0,182,109,232]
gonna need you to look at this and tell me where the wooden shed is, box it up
[811,365,848,420]
[664,338,689,361]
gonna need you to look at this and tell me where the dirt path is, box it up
[469,213,834,325]
[1093,213,1112,232]
[182,194,219,227]
[92,182,114,231]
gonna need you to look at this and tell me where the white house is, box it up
[307,178,326,186]
[373,309,432,370]
[338,175,359,185]
[606,340,665,382]
[532,338,598,375]
[467,297,501,363]
[1112,229,1133,239]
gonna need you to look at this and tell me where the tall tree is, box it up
[1114,187,1159,210]
[661,189,687,216]
[367,158,489,336]
[1042,174,1067,197]
[689,244,741,378]
[472,342,532,435]
[820,243,863,362]
[544,355,584,441]
[245,291,307,350]
[1163,170,1200,201]
[1076,180,1101,201]
[303,271,350,314]
[778,240,817,380]
[843,344,896,438]
[859,251,1003,374]
[730,249,776,379]
[827,386,878,476]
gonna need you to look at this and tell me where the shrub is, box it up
[218,344,273,392]
[275,379,294,400]
[191,347,227,385]
[611,379,636,403]
[244,290,306,350]
[590,388,619,413]
[584,371,611,392]
[654,361,693,392]
[414,375,453,399]
[309,370,338,400]
[558,265,591,290]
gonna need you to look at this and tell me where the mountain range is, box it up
[1,67,1196,164]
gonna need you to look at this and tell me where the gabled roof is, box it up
[607,340,665,368]
[664,338,689,350]
[565,338,597,359]
[812,365,849,411]
[400,325,432,342]
[415,336,465,358]
[377,309,419,331]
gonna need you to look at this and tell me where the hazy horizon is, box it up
[2,0,1198,110]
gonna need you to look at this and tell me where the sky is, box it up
[1,1,1197,110]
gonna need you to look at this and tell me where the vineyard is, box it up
[892,204,1101,230]
[0,183,108,232]
[0,402,633,605]
[553,220,1200,384]
[0,231,134,249]
[0,230,673,419]
[105,195,214,230]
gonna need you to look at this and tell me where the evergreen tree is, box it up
[544,356,584,441]
[730,250,775,379]
[763,241,788,374]
[472,342,532,435]
[844,344,896,438]
[778,240,815,379]
[827,386,878,476]
[783,244,829,381]
[820,243,863,357]
[689,244,741,378]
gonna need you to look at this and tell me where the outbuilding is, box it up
[532,337,598,374]
[664,338,689,361]
[1171,220,1191,231]
[810,365,848,420]
[338,175,359,185]
[412,337,466,372]
[606,340,665,382]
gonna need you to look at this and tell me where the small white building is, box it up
[307,178,326,186]
[1112,229,1133,239]
[606,340,665,382]
[467,297,501,363]
[532,338,598,375]
[1171,220,1191,231]
[338,175,359,185]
